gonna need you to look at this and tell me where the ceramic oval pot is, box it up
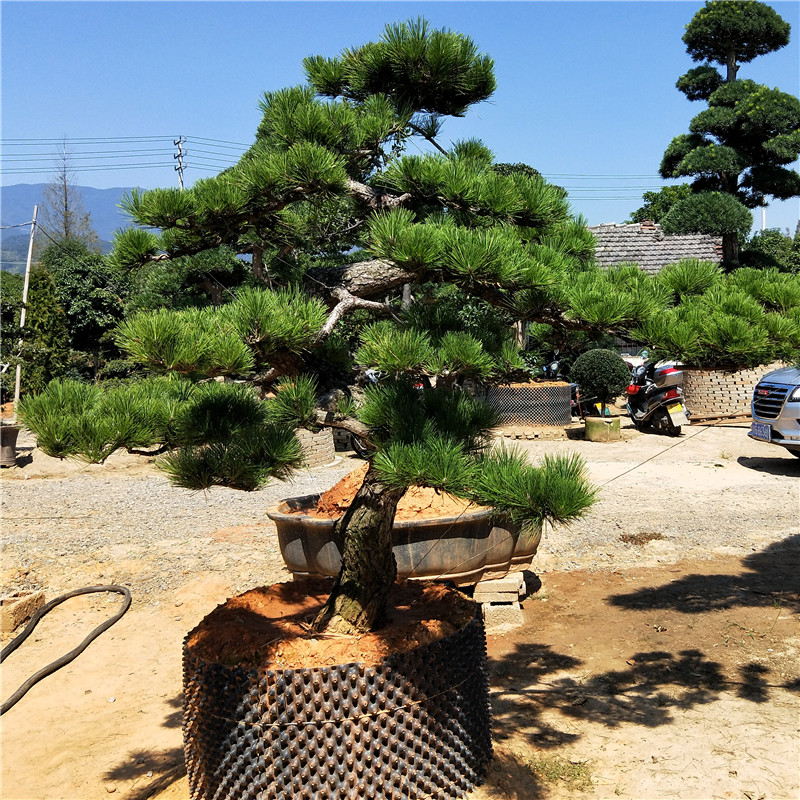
[267,496,542,586]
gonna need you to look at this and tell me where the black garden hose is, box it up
[1,584,132,715]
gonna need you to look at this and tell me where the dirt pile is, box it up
[187,579,477,670]
[311,461,488,521]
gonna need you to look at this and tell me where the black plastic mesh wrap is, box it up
[485,384,571,426]
[182,613,492,799]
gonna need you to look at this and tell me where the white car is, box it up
[749,366,800,458]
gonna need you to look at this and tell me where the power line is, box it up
[3,149,175,161]
[186,135,251,148]
[2,136,176,144]
[0,134,687,202]
[1,164,178,175]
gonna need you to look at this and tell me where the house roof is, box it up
[587,220,723,275]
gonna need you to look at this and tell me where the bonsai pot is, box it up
[182,580,492,800]
[584,416,621,442]
[0,423,20,467]
[267,496,542,586]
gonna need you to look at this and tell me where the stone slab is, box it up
[474,591,520,604]
[1,590,45,634]
[473,573,525,601]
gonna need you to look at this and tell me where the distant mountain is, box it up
[1,183,136,272]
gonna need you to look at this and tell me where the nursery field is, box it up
[1,420,798,800]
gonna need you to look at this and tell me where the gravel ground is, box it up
[1,432,356,601]
[2,421,798,605]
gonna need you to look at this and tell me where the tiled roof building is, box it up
[588,220,723,275]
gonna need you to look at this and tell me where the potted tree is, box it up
[103,19,615,799]
[569,349,631,442]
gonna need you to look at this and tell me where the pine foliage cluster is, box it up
[17,377,304,489]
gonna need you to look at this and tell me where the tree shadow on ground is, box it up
[486,539,800,795]
[737,454,800,477]
[104,694,186,800]
[490,644,729,740]
[607,535,800,615]
[486,641,755,798]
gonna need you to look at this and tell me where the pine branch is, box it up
[315,288,398,342]
[346,179,412,210]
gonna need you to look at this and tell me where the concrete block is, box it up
[1,590,45,634]
[482,602,524,631]
[474,591,518,604]
[474,573,525,597]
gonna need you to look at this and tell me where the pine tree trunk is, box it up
[252,246,265,282]
[312,464,405,635]
[722,231,739,266]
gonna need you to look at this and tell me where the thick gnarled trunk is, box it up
[722,231,740,267]
[312,464,405,635]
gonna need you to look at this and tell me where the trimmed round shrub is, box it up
[569,349,631,415]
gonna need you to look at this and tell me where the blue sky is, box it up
[2,1,799,233]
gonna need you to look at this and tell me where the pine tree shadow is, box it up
[487,538,800,779]
[606,536,800,615]
[489,644,728,743]
[104,694,186,800]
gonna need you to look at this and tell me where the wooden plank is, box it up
[689,411,751,424]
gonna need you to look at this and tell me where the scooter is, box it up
[626,361,690,435]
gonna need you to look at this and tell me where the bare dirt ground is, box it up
[1,420,798,800]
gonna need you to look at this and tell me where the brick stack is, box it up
[295,427,336,468]
[474,573,526,631]
[331,428,351,451]
[683,362,783,419]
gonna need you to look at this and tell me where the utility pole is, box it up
[174,136,186,190]
[13,205,38,415]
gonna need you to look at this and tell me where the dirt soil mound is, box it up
[313,461,488,521]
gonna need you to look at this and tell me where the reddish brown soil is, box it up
[0,402,14,420]
[502,380,568,388]
[310,461,487,521]
[187,579,477,671]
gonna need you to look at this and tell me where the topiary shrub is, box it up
[569,349,631,417]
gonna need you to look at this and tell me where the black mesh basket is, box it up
[485,383,571,426]
[183,613,492,800]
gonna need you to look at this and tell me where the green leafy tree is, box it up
[741,226,800,272]
[119,245,251,314]
[659,1,800,265]
[628,185,693,223]
[0,271,24,401]
[38,240,124,378]
[13,266,71,395]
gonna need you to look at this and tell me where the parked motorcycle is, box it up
[626,361,689,435]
